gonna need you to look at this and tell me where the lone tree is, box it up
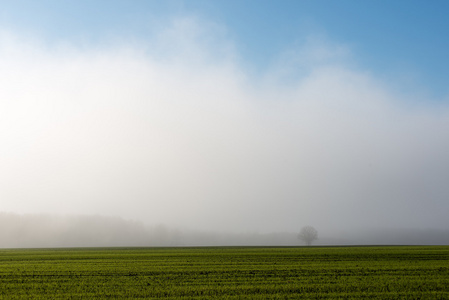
[298,226,318,246]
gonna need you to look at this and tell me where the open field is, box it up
[0,246,448,299]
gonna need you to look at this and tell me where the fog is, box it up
[1,212,448,248]
[1,19,449,247]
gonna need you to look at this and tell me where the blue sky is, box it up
[2,0,449,98]
[1,1,449,234]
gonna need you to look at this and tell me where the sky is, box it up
[1,1,449,239]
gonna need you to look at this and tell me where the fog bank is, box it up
[1,18,449,235]
[1,213,447,248]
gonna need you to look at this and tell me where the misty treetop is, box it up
[298,226,318,246]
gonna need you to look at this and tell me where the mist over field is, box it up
[1,212,448,248]
[1,14,449,247]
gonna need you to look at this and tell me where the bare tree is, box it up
[298,226,318,246]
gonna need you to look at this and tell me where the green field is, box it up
[0,246,448,299]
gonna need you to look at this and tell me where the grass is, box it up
[0,246,448,299]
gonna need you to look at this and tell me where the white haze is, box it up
[1,18,449,245]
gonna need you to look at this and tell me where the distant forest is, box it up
[0,212,448,248]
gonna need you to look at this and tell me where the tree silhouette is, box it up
[298,226,318,246]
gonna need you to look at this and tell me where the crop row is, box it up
[0,246,448,299]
